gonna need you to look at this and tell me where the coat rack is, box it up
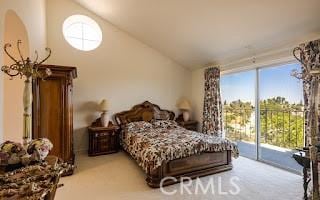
[293,44,320,200]
[1,40,52,146]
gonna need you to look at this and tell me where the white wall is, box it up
[46,0,192,152]
[190,68,204,131]
[0,0,47,143]
[3,10,30,142]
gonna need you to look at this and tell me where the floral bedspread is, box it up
[121,120,239,173]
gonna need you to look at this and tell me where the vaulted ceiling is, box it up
[73,0,320,69]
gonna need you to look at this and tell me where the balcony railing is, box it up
[223,108,305,149]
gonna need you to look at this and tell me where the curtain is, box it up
[300,39,320,146]
[202,67,223,137]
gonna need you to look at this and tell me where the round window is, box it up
[63,15,102,51]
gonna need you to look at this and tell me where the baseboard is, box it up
[74,149,87,155]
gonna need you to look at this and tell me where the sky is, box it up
[221,63,303,104]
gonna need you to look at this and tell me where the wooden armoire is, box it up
[32,65,77,174]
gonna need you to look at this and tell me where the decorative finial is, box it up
[1,40,52,80]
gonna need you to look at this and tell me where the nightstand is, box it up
[88,120,120,156]
[175,114,198,131]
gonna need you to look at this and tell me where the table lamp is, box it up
[177,99,191,121]
[100,99,109,127]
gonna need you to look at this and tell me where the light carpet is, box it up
[56,152,303,200]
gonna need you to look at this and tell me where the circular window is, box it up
[63,15,102,51]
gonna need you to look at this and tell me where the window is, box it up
[63,15,102,51]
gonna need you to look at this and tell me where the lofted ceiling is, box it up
[73,0,320,69]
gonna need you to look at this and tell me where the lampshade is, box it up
[100,99,109,112]
[177,99,191,110]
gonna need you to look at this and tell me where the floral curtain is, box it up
[299,39,320,146]
[202,67,223,137]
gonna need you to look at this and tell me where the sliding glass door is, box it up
[259,63,304,171]
[221,70,256,159]
[221,62,304,172]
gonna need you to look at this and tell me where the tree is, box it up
[259,97,304,148]
[223,97,304,148]
[223,100,254,141]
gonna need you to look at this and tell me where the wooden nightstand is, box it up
[88,120,120,156]
[176,115,198,131]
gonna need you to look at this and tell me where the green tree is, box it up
[259,97,304,148]
[223,97,304,149]
[223,100,254,141]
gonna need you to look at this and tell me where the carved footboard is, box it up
[146,150,233,188]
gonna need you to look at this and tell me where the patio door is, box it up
[221,70,257,160]
[221,62,304,172]
[258,63,304,172]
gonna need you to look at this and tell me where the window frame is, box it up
[62,15,102,51]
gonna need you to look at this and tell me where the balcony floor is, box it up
[237,141,303,172]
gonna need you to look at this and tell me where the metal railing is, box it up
[223,108,305,149]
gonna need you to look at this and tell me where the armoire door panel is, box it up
[39,78,63,157]
[32,65,77,174]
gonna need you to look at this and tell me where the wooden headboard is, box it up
[114,101,175,127]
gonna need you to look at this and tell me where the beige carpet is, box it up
[56,152,303,200]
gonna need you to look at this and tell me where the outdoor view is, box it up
[221,63,304,172]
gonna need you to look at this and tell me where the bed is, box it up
[114,101,238,188]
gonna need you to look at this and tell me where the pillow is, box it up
[126,121,153,133]
[152,120,179,129]
[27,138,53,162]
[0,141,27,165]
